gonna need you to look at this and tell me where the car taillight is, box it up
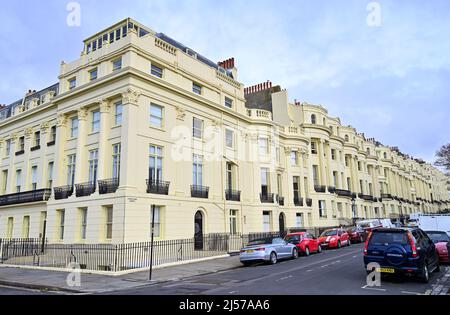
[407,233,418,258]
[256,248,265,251]
[364,232,372,256]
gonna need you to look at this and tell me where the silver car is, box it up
[240,237,298,266]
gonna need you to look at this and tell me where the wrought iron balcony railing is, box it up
[314,185,326,193]
[0,189,52,207]
[358,194,374,202]
[306,198,313,207]
[47,141,56,147]
[328,186,336,194]
[336,189,352,197]
[294,196,304,207]
[191,185,209,199]
[98,178,120,195]
[225,189,241,202]
[146,180,170,195]
[53,185,74,200]
[75,182,96,197]
[30,145,41,152]
[15,150,25,156]
[381,193,393,200]
[260,193,274,203]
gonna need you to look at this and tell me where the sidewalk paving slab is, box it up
[0,256,242,294]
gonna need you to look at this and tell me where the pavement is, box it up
[0,255,241,294]
[1,244,449,295]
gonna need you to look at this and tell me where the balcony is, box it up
[328,186,336,194]
[98,178,120,195]
[336,189,352,198]
[359,194,374,202]
[294,196,304,207]
[306,198,313,207]
[0,189,52,207]
[260,193,275,203]
[277,196,285,206]
[30,145,41,152]
[314,185,326,193]
[47,141,56,147]
[75,182,96,197]
[53,185,74,200]
[225,189,241,202]
[15,150,25,156]
[381,194,393,200]
[191,185,209,199]
[147,180,170,195]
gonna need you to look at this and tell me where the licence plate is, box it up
[246,250,255,254]
[377,268,395,274]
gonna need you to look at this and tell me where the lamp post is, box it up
[148,205,156,281]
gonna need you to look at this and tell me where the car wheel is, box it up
[269,252,278,265]
[292,248,299,260]
[317,245,322,253]
[305,247,310,256]
[338,241,341,249]
[419,263,430,283]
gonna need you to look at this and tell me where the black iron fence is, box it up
[0,227,351,272]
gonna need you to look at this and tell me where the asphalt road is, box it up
[101,243,445,295]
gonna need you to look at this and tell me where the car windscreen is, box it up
[369,232,409,245]
[321,230,337,237]
[285,235,301,243]
[426,232,450,243]
[247,238,272,246]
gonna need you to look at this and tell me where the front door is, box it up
[194,211,204,250]
[279,213,286,237]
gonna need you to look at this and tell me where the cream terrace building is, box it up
[0,19,449,244]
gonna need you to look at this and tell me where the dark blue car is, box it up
[364,227,440,283]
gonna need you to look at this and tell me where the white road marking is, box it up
[321,265,329,268]
[278,275,293,281]
[361,284,386,292]
[401,291,422,295]
[306,270,313,272]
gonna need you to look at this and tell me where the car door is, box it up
[273,238,290,258]
[309,234,318,251]
[420,230,438,268]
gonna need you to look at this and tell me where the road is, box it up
[0,243,445,295]
[101,244,444,295]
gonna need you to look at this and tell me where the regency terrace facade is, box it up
[0,19,448,244]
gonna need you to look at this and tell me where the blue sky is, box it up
[1,0,449,163]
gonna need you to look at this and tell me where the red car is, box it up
[426,231,450,263]
[285,232,322,256]
[347,227,366,243]
[318,229,351,249]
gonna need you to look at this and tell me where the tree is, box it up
[435,144,450,173]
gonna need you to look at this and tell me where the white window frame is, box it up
[91,110,100,133]
[150,104,164,128]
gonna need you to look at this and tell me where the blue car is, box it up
[364,227,440,283]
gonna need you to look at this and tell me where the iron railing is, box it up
[294,196,304,207]
[191,185,209,199]
[306,198,313,207]
[146,180,170,195]
[314,185,326,193]
[98,178,119,195]
[54,185,74,200]
[225,189,241,202]
[328,186,336,194]
[30,145,41,152]
[47,141,56,147]
[336,189,352,197]
[0,189,51,207]
[260,193,274,203]
[76,182,96,197]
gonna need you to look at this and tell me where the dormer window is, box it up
[151,64,163,78]
[193,83,202,95]
[89,68,98,81]
[112,58,122,71]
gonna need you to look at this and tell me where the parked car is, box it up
[425,230,450,263]
[318,229,351,249]
[364,228,440,283]
[357,219,383,233]
[347,227,366,243]
[285,232,322,256]
[240,237,298,266]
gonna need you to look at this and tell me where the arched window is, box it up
[344,135,349,142]
[311,114,317,124]
[383,152,387,159]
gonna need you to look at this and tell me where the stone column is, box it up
[6,134,18,194]
[299,150,307,199]
[53,114,68,187]
[318,140,327,187]
[97,99,111,182]
[38,122,50,189]
[325,142,333,187]
[74,108,88,185]
[23,128,33,191]
[118,88,141,193]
